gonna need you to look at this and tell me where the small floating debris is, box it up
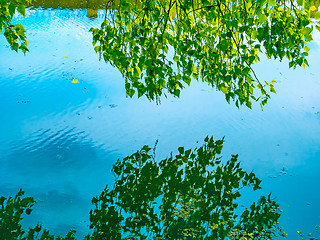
[88,116,93,120]
[64,56,68,58]
[268,175,277,178]
[109,104,118,108]
[71,78,79,83]
[280,167,287,172]
[63,72,84,83]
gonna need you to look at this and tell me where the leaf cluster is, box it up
[0,0,30,53]
[0,189,76,240]
[91,0,315,108]
[89,136,284,239]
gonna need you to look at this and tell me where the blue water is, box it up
[0,8,320,239]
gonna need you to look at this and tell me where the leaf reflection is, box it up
[1,137,284,239]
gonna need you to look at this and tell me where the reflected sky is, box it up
[0,7,320,239]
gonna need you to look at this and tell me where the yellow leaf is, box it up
[304,46,310,52]
[169,6,177,18]
[220,86,228,94]
[310,6,317,12]
[72,78,79,83]
[192,65,198,75]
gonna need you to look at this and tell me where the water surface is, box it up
[0,7,320,239]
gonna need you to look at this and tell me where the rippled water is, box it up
[1,7,320,239]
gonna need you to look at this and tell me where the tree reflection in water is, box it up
[1,137,284,239]
[90,136,283,239]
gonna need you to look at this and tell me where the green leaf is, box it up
[268,0,276,7]
[220,86,228,94]
[25,208,32,215]
[257,12,268,24]
[302,27,312,35]
[178,147,184,154]
[12,42,19,52]
[297,0,303,6]
[8,3,16,17]
[17,5,26,17]
[127,89,135,97]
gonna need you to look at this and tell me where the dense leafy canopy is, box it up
[0,137,284,239]
[0,0,30,53]
[90,137,283,239]
[91,0,318,107]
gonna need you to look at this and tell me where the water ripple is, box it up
[10,127,89,154]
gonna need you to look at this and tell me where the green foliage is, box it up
[0,189,35,239]
[89,136,284,239]
[0,189,76,240]
[0,137,284,239]
[0,0,30,53]
[90,0,315,107]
